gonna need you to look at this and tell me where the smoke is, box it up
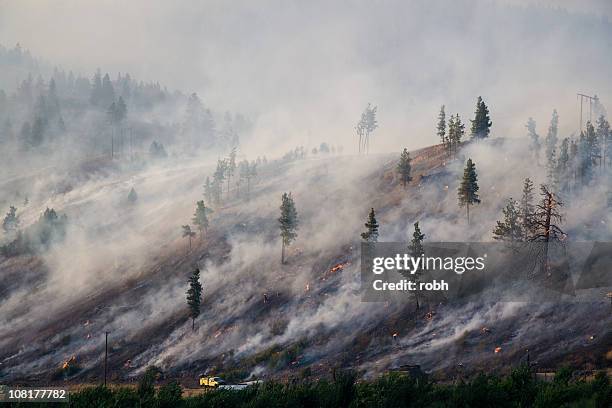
[0,0,611,383]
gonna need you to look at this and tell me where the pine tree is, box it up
[409,222,425,310]
[457,158,480,224]
[437,105,446,145]
[2,206,19,235]
[90,69,102,106]
[101,73,115,108]
[526,117,540,163]
[596,115,610,168]
[226,147,237,196]
[556,138,570,194]
[546,148,558,191]
[446,114,455,156]
[361,208,379,243]
[544,109,559,165]
[192,200,211,237]
[127,187,138,204]
[448,114,465,157]
[186,268,202,331]
[529,185,564,242]
[585,120,600,172]
[470,96,492,139]
[578,125,596,186]
[396,148,412,188]
[212,159,227,205]
[356,103,378,154]
[182,225,196,251]
[278,192,298,264]
[520,178,535,239]
[493,198,523,242]
[529,185,565,275]
[204,177,213,204]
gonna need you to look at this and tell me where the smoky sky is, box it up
[0,0,611,153]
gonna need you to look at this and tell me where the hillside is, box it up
[1,140,610,387]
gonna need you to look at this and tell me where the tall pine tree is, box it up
[526,117,540,163]
[457,158,480,224]
[437,105,446,145]
[520,178,535,239]
[470,96,492,140]
[361,208,379,243]
[409,222,425,310]
[278,192,298,264]
[397,148,412,188]
[192,200,211,237]
[493,198,523,242]
[186,268,202,331]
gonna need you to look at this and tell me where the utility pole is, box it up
[577,93,596,132]
[104,331,109,387]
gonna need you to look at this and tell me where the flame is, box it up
[392,333,398,338]
[494,347,502,353]
[62,356,76,370]
[305,283,310,292]
[330,263,345,273]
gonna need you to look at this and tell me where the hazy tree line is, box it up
[0,44,252,163]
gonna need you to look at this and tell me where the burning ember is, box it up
[124,359,132,368]
[425,311,436,321]
[494,347,502,353]
[62,356,76,370]
[330,263,346,273]
[392,333,398,339]
[214,330,222,338]
[481,327,491,334]
[305,283,310,292]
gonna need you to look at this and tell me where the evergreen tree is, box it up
[436,105,446,145]
[2,206,19,235]
[520,178,535,239]
[226,147,237,196]
[101,73,115,108]
[192,200,211,237]
[529,185,565,275]
[469,96,492,139]
[186,268,202,331]
[90,69,102,106]
[529,185,565,242]
[127,187,138,204]
[556,138,570,194]
[409,222,425,310]
[361,208,379,243]
[356,103,378,154]
[181,225,196,251]
[279,192,298,264]
[493,198,523,242]
[396,148,412,188]
[578,124,597,186]
[546,148,558,191]
[526,117,541,163]
[448,114,465,157]
[115,96,128,123]
[457,158,480,224]
[595,115,610,168]
[212,159,227,205]
[585,120,600,171]
[203,176,213,204]
[544,109,559,165]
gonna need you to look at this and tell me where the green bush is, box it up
[65,366,610,408]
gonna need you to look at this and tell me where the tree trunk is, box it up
[466,203,470,225]
[192,317,195,331]
[281,241,285,264]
